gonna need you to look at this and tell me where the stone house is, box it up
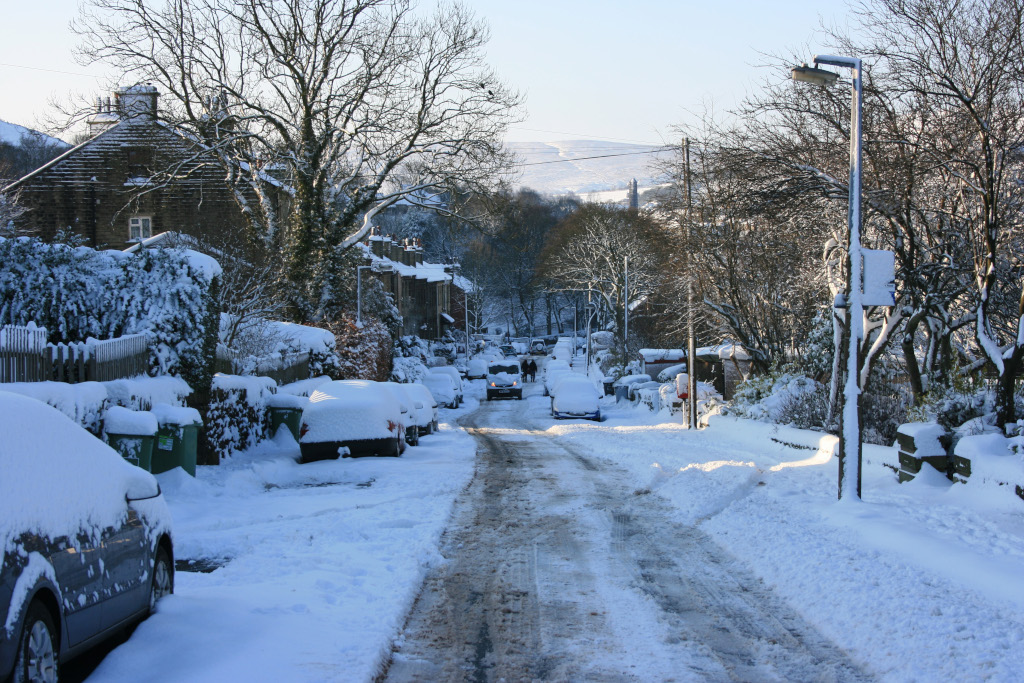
[359,230,467,340]
[2,85,287,250]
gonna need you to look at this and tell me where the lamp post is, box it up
[793,55,864,501]
[356,265,372,327]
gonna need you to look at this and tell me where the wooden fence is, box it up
[215,347,311,385]
[0,325,150,383]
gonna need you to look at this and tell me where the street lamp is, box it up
[793,54,865,501]
[356,265,372,327]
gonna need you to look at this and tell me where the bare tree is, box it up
[74,0,522,322]
[538,204,666,357]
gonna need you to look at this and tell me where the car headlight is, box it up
[512,381,518,386]
[490,382,496,387]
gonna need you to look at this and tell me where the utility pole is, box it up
[684,138,698,429]
[624,256,629,355]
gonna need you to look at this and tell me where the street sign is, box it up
[862,249,896,306]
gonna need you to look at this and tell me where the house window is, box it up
[129,216,152,242]
[125,147,153,177]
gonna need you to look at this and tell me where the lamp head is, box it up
[792,63,840,86]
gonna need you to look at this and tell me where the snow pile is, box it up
[302,380,402,443]
[956,433,1024,487]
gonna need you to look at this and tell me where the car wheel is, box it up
[150,545,174,613]
[13,601,58,683]
[432,419,439,432]
[410,430,420,447]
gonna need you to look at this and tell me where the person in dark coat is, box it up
[521,358,530,378]
[527,359,538,383]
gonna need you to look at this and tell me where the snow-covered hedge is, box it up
[101,375,192,410]
[0,381,108,435]
[0,237,219,394]
[390,356,429,383]
[206,374,277,458]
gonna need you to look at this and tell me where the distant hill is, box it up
[0,120,67,148]
[0,120,70,184]
[506,140,671,198]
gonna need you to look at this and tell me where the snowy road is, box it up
[381,385,868,682]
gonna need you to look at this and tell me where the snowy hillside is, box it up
[0,119,67,147]
[507,140,671,197]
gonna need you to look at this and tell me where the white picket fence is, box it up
[0,324,150,383]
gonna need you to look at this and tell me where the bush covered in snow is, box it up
[206,374,277,458]
[726,369,829,429]
[0,381,108,435]
[323,315,392,381]
[0,237,219,393]
[390,356,429,383]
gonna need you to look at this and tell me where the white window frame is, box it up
[129,216,152,242]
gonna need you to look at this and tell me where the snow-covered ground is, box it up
[70,372,1024,681]
[84,403,479,683]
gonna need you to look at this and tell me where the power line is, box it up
[509,126,664,147]
[0,62,101,79]
[516,148,672,167]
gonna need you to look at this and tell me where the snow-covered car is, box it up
[499,344,518,359]
[543,359,572,397]
[428,367,464,407]
[486,361,522,400]
[403,382,439,435]
[465,358,489,380]
[550,375,602,421]
[613,374,652,401]
[0,392,174,683]
[299,380,404,461]
[381,382,419,447]
[423,373,459,409]
[551,342,573,366]
[529,340,547,355]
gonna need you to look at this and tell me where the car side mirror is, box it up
[126,483,162,503]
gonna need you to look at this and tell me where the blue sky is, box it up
[1,0,851,143]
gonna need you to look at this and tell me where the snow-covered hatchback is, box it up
[299,380,404,461]
[0,392,174,683]
[550,375,602,421]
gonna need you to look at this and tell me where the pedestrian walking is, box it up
[521,358,530,379]
[527,359,538,383]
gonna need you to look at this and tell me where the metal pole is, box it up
[623,256,629,353]
[810,54,864,501]
[684,138,698,430]
[842,58,865,501]
[356,265,371,327]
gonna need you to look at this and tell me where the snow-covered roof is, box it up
[356,242,455,284]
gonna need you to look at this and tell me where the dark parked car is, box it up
[0,392,174,683]
[299,380,404,461]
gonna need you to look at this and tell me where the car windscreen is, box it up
[488,364,519,374]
